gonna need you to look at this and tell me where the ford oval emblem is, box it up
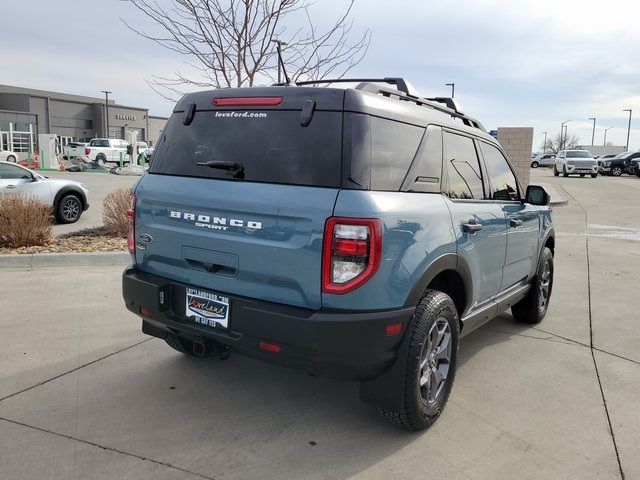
[139,233,154,244]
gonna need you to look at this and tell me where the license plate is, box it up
[185,287,230,329]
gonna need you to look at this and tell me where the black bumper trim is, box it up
[122,267,414,381]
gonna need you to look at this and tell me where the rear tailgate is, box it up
[134,88,345,310]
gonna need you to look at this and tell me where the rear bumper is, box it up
[122,267,414,381]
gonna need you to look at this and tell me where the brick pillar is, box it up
[496,127,534,189]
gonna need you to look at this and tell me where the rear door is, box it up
[442,131,507,311]
[134,92,344,310]
[478,141,540,290]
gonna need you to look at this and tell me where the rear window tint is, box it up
[150,110,342,187]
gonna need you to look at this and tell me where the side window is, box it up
[401,125,443,193]
[0,164,30,179]
[480,142,519,201]
[370,117,424,191]
[443,132,485,200]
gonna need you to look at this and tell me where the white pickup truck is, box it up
[83,138,129,165]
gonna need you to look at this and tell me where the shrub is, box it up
[102,187,131,238]
[0,194,53,248]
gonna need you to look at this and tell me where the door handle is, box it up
[462,222,483,233]
[510,219,524,228]
[5,185,16,189]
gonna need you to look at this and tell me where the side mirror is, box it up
[31,173,38,182]
[525,185,549,206]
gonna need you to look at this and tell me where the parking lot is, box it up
[0,168,638,479]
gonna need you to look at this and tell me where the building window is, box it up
[0,121,36,153]
[51,117,93,129]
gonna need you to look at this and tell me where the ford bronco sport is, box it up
[122,78,555,430]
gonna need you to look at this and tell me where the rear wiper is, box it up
[196,160,244,179]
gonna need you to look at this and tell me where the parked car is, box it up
[531,153,556,168]
[628,158,640,177]
[596,153,617,170]
[0,161,89,223]
[600,151,640,176]
[122,79,554,431]
[0,148,18,162]
[554,150,598,177]
[84,138,129,165]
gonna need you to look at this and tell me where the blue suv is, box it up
[122,78,555,430]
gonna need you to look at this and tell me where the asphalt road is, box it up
[0,168,638,479]
[47,171,139,236]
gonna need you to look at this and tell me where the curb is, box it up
[0,251,131,268]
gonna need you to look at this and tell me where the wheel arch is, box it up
[53,186,87,211]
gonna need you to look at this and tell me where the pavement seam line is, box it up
[0,416,215,480]
[561,184,626,480]
[0,339,152,404]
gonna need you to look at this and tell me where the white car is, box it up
[531,153,556,168]
[554,150,599,178]
[0,161,90,223]
[84,138,129,165]
[0,148,18,163]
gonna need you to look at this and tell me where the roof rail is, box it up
[354,82,486,132]
[291,77,417,96]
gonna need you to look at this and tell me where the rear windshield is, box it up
[566,151,593,158]
[150,110,342,187]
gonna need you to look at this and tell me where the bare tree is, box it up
[121,0,371,100]
[541,132,580,153]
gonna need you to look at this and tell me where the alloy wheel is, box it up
[419,317,452,406]
[538,260,551,313]
[62,197,81,222]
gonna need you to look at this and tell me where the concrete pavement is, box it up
[0,168,638,479]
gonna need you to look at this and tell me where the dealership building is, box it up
[0,84,168,156]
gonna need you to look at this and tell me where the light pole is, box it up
[101,90,112,138]
[603,126,613,146]
[561,119,572,150]
[445,82,455,98]
[623,109,632,151]
[542,131,548,152]
[588,117,596,145]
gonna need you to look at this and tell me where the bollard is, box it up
[119,151,124,169]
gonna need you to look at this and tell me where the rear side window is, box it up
[480,142,519,201]
[370,117,423,191]
[443,132,484,199]
[150,110,342,187]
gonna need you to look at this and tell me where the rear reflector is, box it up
[139,307,152,317]
[385,322,403,336]
[258,341,281,353]
[213,97,282,107]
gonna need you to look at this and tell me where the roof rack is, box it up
[353,81,486,132]
[277,76,486,132]
[292,77,417,96]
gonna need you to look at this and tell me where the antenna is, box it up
[271,40,290,84]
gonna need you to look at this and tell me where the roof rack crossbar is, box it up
[291,77,413,95]
[353,82,486,133]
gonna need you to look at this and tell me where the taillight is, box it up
[127,194,136,254]
[84,147,91,155]
[322,217,382,294]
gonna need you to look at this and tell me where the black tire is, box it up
[636,172,640,178]
[6,155,16,163]
[56,194,82,224]
[512,247,554,324]
[553,166,559,177]
[96,154,107,166]
[164,332,197,356]
[562,166,569,177]
[591,173,598,178]
[579,174,585,177]
[611,165,622,176]
[531,161,539,168]
[380,290,460,431]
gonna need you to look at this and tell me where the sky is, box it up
[3,0,639,151]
